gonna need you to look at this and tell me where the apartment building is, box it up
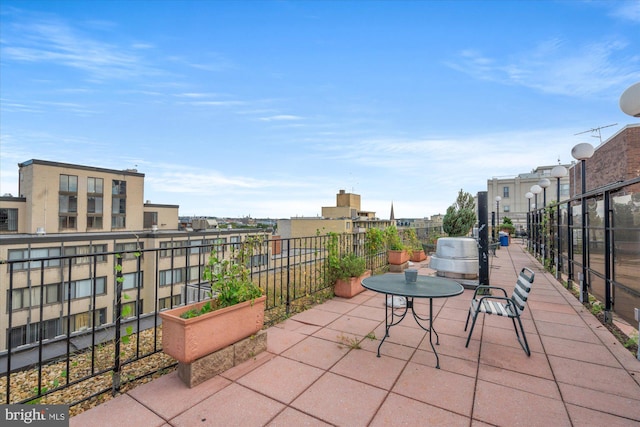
[0,160,269,351]
[277,189,392,239]
[487,164,572,234]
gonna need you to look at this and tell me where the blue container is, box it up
[499,235,509,246]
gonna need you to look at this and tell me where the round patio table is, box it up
[362,273,464,369]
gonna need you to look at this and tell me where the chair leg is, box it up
[511,316,531,356]
[465,310,479,348]
[464,308,472,331]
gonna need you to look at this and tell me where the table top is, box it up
[361,273,464,299]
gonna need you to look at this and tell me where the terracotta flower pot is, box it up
[410,250,427,262]
[160,295,266,363]
[334,270,371,298]
[387,250,409,265]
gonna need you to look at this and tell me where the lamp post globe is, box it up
[619,82,640,117]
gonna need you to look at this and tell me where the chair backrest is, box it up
[510,267,535,315]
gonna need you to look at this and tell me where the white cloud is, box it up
[259,115,304,122]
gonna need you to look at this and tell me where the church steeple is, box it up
[390,202,395,221]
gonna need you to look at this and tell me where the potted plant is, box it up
[160,246,265,364]
[405,228,427,262]
[326,232,370,297]
[332,252,370,298]
[385,225,410,265]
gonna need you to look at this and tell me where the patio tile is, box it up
[535,319,600,343]
[219,349,275,381]
[315,299,358,314]
[477,364,560,399]
[170,383,284,426]
[371,322,427,349]
[69,394,165,427]
[411,349,478,378]
[430,317,469,339]
[290,372,387,426]
[479,323,544,353]
[540,334,621,367]
[473,380,571,426]
[370,392,469,427]
[548,355,640,400]
[282,335,350,370]
[346,303,387,321]
[267,326,309,354]
[127,371,231,420]
[559,382,640,422]
[359,333,417,360]
[479,341,554,380]
[273,318,322,335]
[237,356,324,404]
[325,314,381,336]
[566,404,640,427]
[330,346,407,389]
[266,407,333,426]
[289,307,343,326]
[392,361,475,416]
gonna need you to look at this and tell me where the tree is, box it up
[442,189,476,237]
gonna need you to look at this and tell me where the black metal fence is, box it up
[1,230,408,408]
[528,176,640,326]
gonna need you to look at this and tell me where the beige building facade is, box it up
[0,160,268,351]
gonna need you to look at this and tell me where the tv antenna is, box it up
[574,123,617,144]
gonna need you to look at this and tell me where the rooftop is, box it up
[70,241,640,426]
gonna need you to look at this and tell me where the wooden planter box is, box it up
[334,270,371,298]
[160,295,266,363]
[387,250,409,265]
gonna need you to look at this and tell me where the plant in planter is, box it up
[405,228,427,262]
[327,232,370,298]
[160,241,266,364]
[442,189,476,237]
[332,252,370,298]
[385,225,410,265]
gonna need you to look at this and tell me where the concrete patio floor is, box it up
[71,241,640,426]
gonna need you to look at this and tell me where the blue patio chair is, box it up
[464,267,535,355]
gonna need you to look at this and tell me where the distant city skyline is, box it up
[1,1,639,219]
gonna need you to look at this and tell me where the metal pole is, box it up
[580,159,588,303]
[478,192,489,286]
[556,177,561,279]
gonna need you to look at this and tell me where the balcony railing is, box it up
[1,232,395,408]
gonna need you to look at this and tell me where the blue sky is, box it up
[1,1,639,219]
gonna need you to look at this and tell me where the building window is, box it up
[159,268,185,286]
[111,180,126,229]
[0,208,18,231]
[502,186,510,198]
[115,242,143,260]
[87,177,104,229]
[59,174,78,230]
[119,272,143,290]
[64,277,107,300]
[121,301,142,318]
[144,211,158,228]
[68,308,106,333]
[160,241,187,257]
[64,244,107,265]
[8,283,62,311]
[8,319,62,349]
[159,295,182,311]
[504,205,510,212]
[8,247,61,270]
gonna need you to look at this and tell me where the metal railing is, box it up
[528,176,640,326]
[1,230,408,408]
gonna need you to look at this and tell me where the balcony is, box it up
[67,242,639,426]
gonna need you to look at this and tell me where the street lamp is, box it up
[539,178,551,263]
[530,185,542,256]
[572,142,594,303]
[619,82,640,117]
[551,165,567,279]
[525,192,533,251]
